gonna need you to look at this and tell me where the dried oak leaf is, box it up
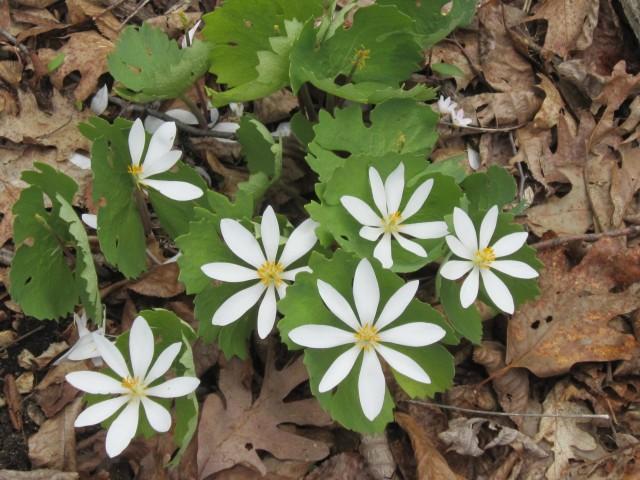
[459,90,542,127]
[585,150,616,230]
[65,0,120,41]
[196,354,331,478]
[37,32,113,101]
[506,238,640,377]
[533,75,565,130]
[128,263,185,298]
[430,32,478,91]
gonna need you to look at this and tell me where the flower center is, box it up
[257,261,284,286]
[128,164,143,177]
[474,247,496,269]
[383,211,402,233]
[121,376,146,396]
[354,323,380,351]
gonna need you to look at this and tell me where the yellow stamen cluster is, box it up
[121,376,145,396]
[474,247,496,269]
[128,164,143,176]
[383,211,402,233]
[257,261,284,286]
[354,323,380,351]
[352,46,371,70]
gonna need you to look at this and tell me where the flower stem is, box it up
[134,189,152,236]
[180,95,208,129]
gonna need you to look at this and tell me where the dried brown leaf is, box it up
[65,0,120,40]
[3,374,23,431]
[506,238,640,377]
[128,263,185,298]
[34,361,85,418]
[585,150,616,230]
[0,470,79,480]
[459,91,542,127]
[430,32,478,91]
[533,75,564,130]
[196,353,331,478]
[254,89,299,125]
[305,453,374,480]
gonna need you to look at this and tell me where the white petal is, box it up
[141,397,172,433]
[70,153,91,170]
[480,269,515,314]
[318,346,361,392]
[460,267,480,308]
[229,102,244,117]
[453,207,478,253]
[166,108,198,125]
[317,280,360,331]
[92,334,130,378]
[276,282,287,299]
[144,115,164,134]
[399,221,448,239]
[145,377,200,398]
[145,342,182,385]
[373,233,393,269]
[66,371,127,394]
[353,258,379,326]
[491,232,529,258]
[340,196,381,226]
[368,167,388,217]
[375,344,430,384]
[212,282,265,326]
[384,163,405,214]
[260,206,280,262]
[66,334,99,361]
[393,233,427,257]
[445,235,474,260]
[75,396,129,427]
[278,219,318,267]
[211,121,239,143]
[378,322,446,347]
[141,179,203,201]
[358,350,386,421]
[257,285,277,339]
[491,260,538,279]
[280,266,311,281]
[375,280,418,331]
[81,214,97,230]
[75,311,88,334]
[401,178,433,220]
[201,262,258,282]
[208,106,220,126]
[467,146,480,170]
[440,260,474,280]
[146,121,176,162]
[272,121,291,138]
[220,218,266,268]
[90,85,109,115]
[129,316,154,380]
[105,398,139,458]
[288,325,355,348]
[128,118,146,167]
[479,206,498,249]
[140,150,182,178]
[360,226,383,241]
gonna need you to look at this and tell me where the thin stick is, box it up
[119,0,152,29]
[532,225,640,250]
[439,120,527,133]
[405,399,611,421]
[0,28,30,57]
[0,325,46,354]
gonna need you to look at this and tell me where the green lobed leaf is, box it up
[461,166,517,213]
[108,23,210,103]
[431,62,465,77]
[439,275,482,344]
[278,250,455,433]
[237,115,283,180]
[309,155,463,272]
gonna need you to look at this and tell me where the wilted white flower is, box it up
[436,95,457,115]
[127,118,203,201]
[288,258,446,421]
[201,206,318,339]
[440,206,538,313]
[451,108,472,127]
[340,162,448,269]
[144,109,199,133]
[66,316,199,457]
[54,311,105,366]
[272,122,291,139]
[81,213,98,230]
[211,121,240,144]
[180,20,201,48]
[228,102,244,118]
[70,152,91,170]
[467,146,480,170]
[90,85,109,116]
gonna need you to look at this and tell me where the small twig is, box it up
[298,84,318,123]
[0,27,30,58]
[405,399,611,421]
[107,95,234,139]
[532,225,640,250]
[439,120,527,133]
[119,0,152,29]
[0,325,46,354]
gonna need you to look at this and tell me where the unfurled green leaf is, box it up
[47,53,65,73]
[431,62,465,77]
[278,250,455,433]
[108,23,210,103]
[237,116,282,180]
[461,166,517,212]
[439,276,482,344]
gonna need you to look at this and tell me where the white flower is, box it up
[229,102,244,118]
[467,145,480,170]
[272,122,291,139]
[340,162,449,269]
[288,258,446,421]
[440,206,539,314]
[144,109,198,133]
[201,206,319,339]
[70,152,91,170]
[90,85,109,116]
[81,213,97,230]
[180,20,201,48]
[128,118,204,201]
[54,311,105,366]
[451,108,472,127]
[66,316,199,458]
[211,121,240,144]
[436,95,457,115]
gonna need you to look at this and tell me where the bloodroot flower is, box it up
[201,206,318,339]
[440,206,539,314]
[288,258,446,421]
[340,163,448,269]
[127,118,204,201]
[66,316,199,457]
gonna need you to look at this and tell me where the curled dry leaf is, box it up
[358,433,395,480]
[254,89,300,124]
[196,352,331,478]
[430,32,478,91]
[128,263,185,298]
[459,91,542,127]
[611,144,640,228]
[533,75,565,130]
[506,238,640,377]
[65,0,120,41]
